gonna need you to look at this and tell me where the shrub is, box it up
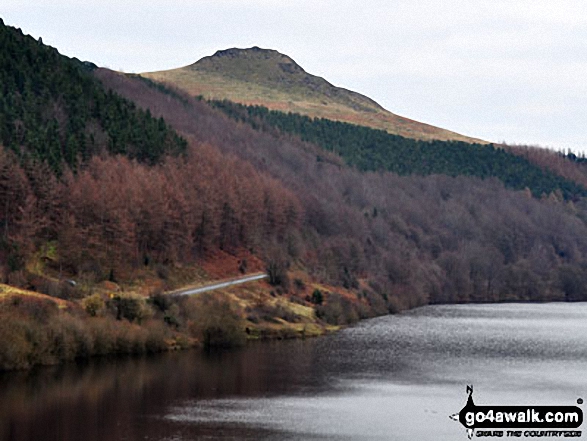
[267,259,290,290]
[114,323,147,354]
[144,321,170,353]
[188,294,245,348]
[109,294,153,323]
[311,289,323,305]
[48,314,95,360]
[364,291,388,316]
[71,323,94,358]
[316,300,342,325]
[0,298,172,370]
[48,317,80,362]
[88,318,117,355]
[83,294,105,317]
[0,317,33,370]
[238,259,248,274]
[245,302,302,324]
[163,304,181,328]
[315,293,359,326]
[149,290,172,312]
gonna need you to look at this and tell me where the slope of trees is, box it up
[208,100,586,200]
[0,144,301,282]
[505,144,587,190]
[0,20,186,170]
[2,18,587,340]
[100,71,587,309]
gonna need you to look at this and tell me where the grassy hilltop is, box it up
[142,47,484,143]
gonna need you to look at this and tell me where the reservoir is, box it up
[1,303,585,440]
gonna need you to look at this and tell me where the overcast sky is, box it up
[2,1,586,152]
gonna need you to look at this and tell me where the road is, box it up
[168,273,268,297]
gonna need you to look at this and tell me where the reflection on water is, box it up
[1,303,586,440]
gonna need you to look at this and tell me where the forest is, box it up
[3,20,587,369]
[105,71,587,307]
[0,19,186,171]
[0,145,300,282]
[208,100,587,200]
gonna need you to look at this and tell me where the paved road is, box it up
[169,273,268,297]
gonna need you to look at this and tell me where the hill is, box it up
[0,19,186,170]
[0,21,334,369]
[101,69,587,306]
[142,47,484,143]
[0,20,303,283]
[4,21,587,370]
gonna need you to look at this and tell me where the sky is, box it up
[1,0,586,152]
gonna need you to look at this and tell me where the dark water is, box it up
[1,303,586,441]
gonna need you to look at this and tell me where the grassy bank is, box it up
[0,259,368,370]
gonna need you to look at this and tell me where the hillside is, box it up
[209,100,587,200]
[0,21,341,369]
[0,22,306,287]
[4,21,587,370]
[100,69,587,306]
[0,19,186,170]
[142,47,484,143]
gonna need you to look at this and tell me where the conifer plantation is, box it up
[209,100,586,199]
[0,19,186,170]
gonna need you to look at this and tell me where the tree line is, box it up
[0,144,301,284]
[505,143,587,190]
[0,20,186,171]
[209,100,586,200]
